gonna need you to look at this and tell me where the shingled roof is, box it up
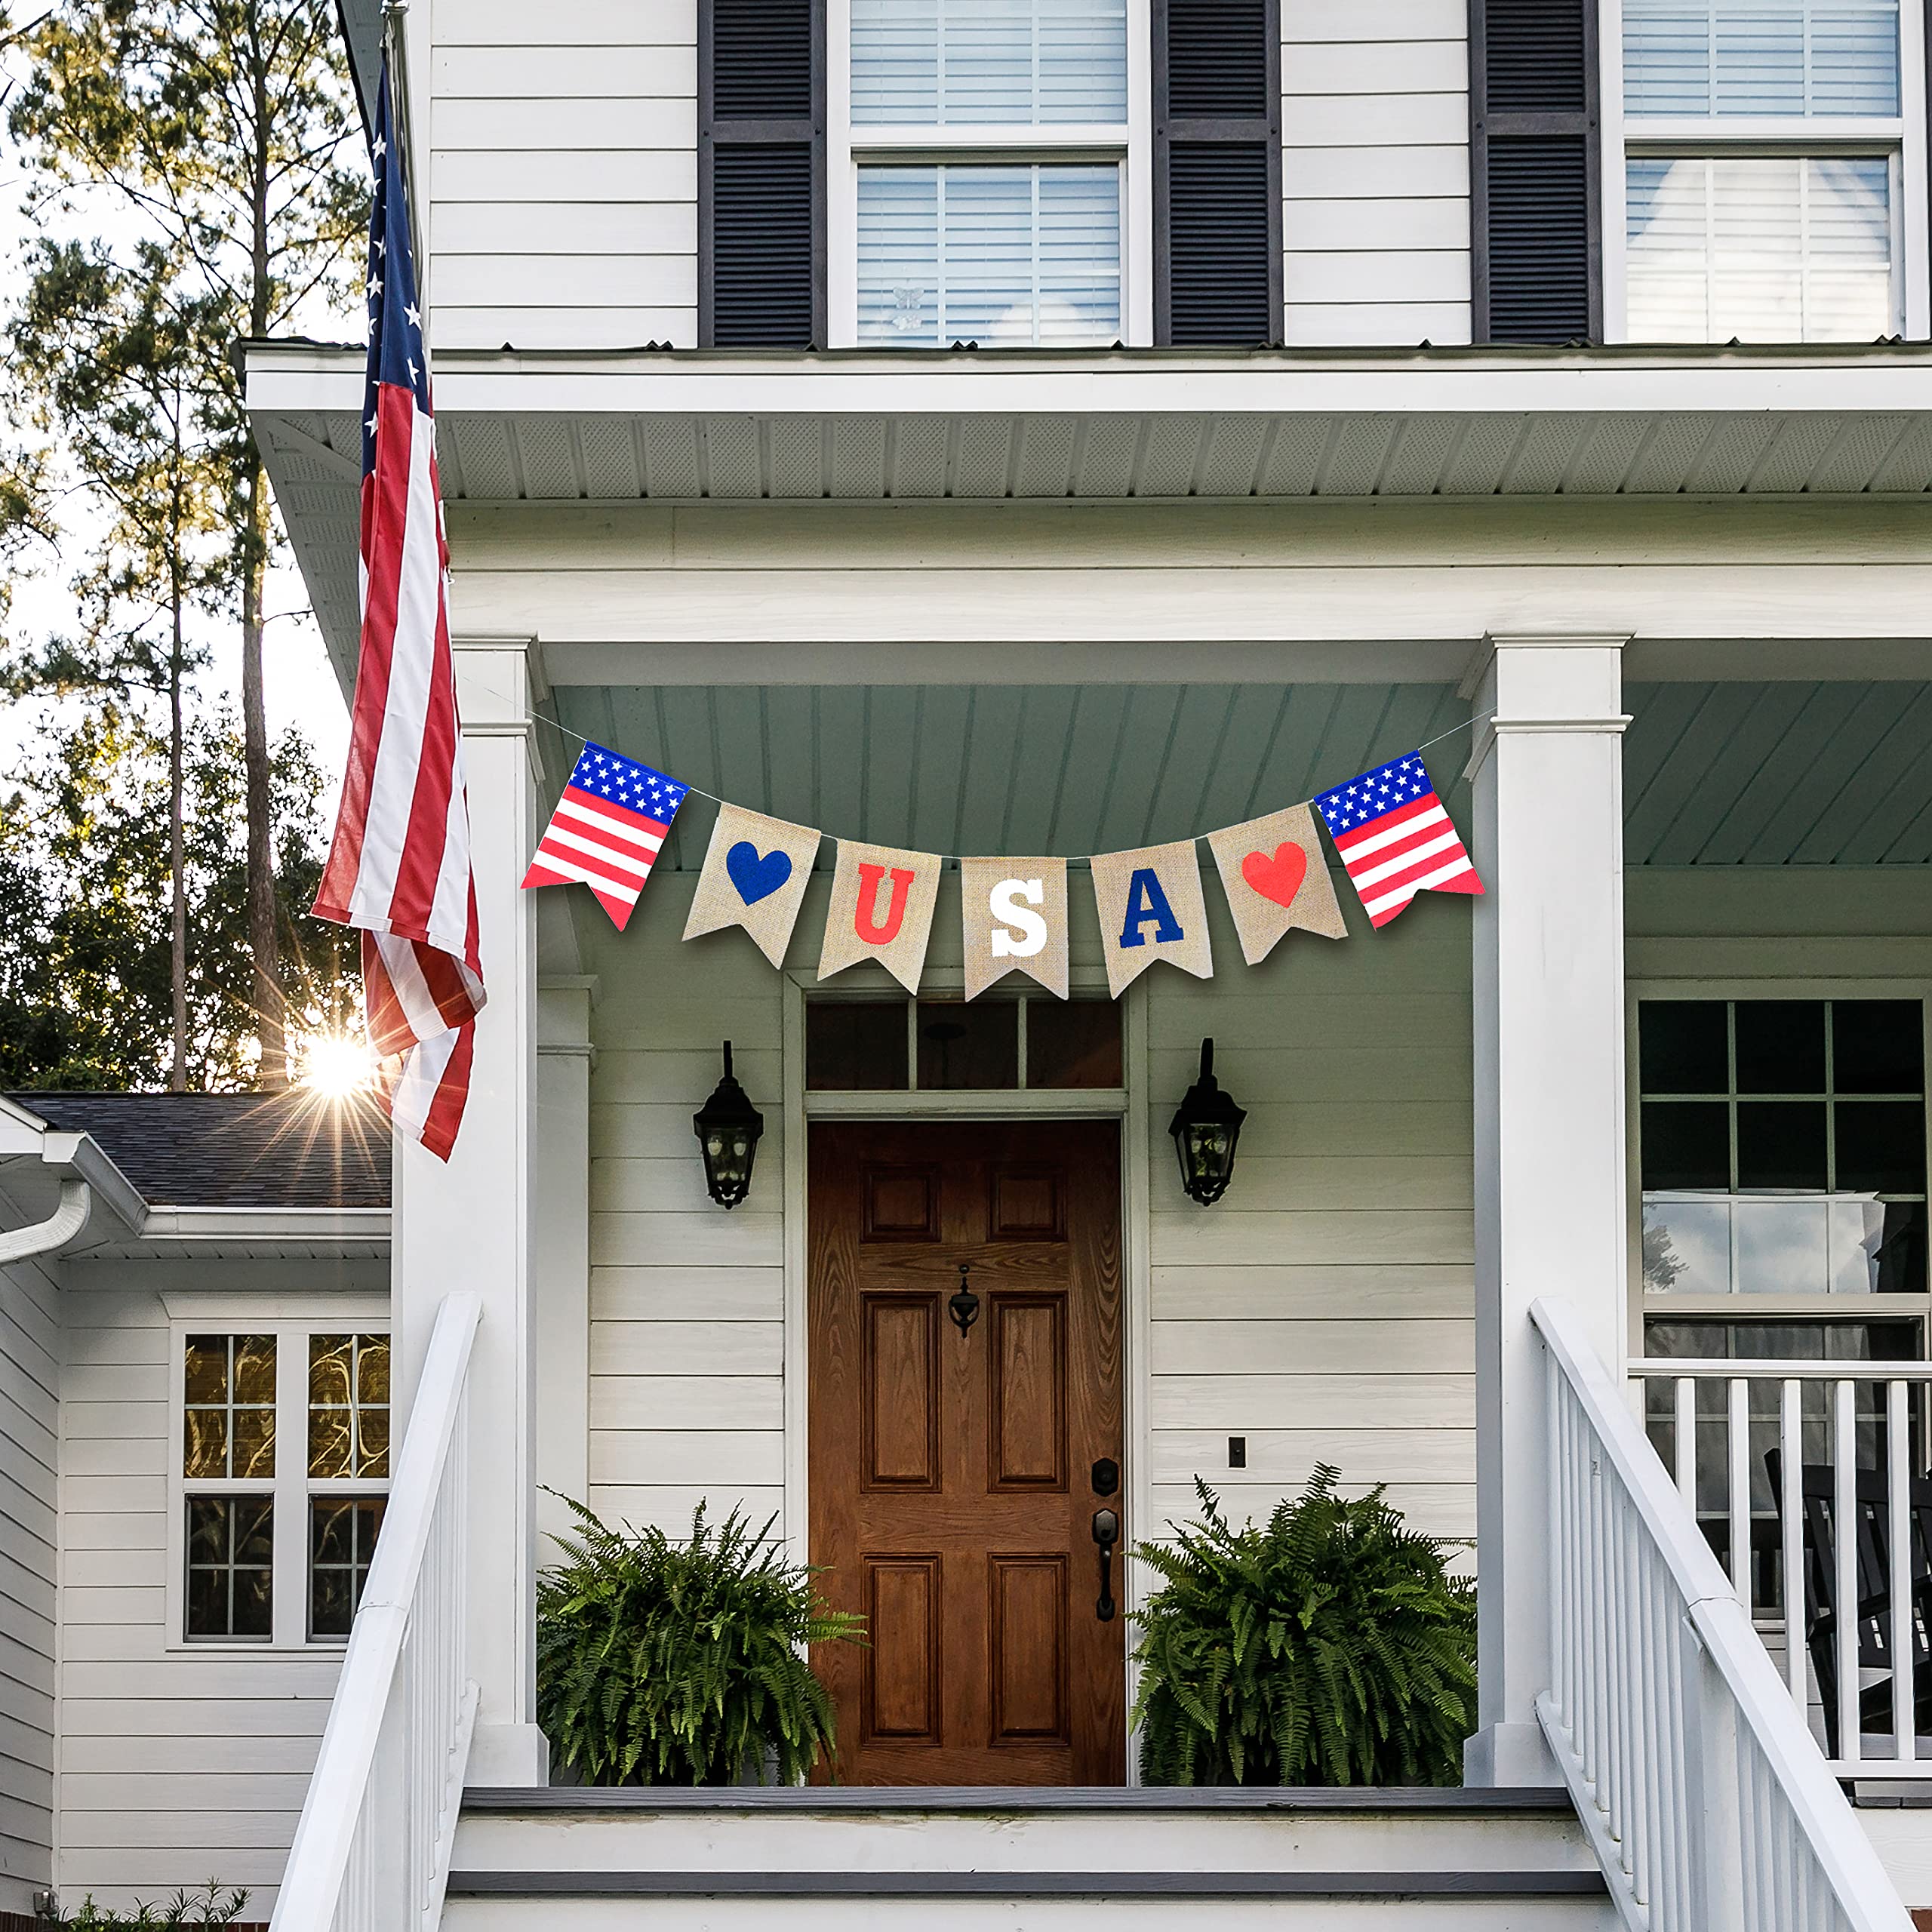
[5,1091,391,1209]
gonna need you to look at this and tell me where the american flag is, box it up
[310,63,483,1161]
[1315,752,1484,929]
[521,743,688,931]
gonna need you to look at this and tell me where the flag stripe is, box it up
[1333,797,1447,862]
[1363,854,1481,918]
[552,792,668,851]
[1348,826,1464,892]
[524,851,645,902]
[537,830,657,888]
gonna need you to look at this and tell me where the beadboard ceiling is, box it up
[544,679,1932,872]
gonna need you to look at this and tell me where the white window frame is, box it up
[828,0,1154,347]
[167,1304,392,1652]
[1625,980,1932,1361]
[1600,0,1930,341]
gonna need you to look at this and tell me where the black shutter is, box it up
[1470,0,1601,343]
[700,0,825,347]
[1154,0,1282,346]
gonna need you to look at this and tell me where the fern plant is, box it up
[1131,1469,1476,1787]
[61,1883,251,1927]
[536,1494,863,1786]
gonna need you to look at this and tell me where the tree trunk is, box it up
[169,427,189,1092]
[169,610,189,1092]
[240,454,282,1086]
[243,8,285,1087]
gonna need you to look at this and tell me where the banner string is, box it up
[526,705,1493,866]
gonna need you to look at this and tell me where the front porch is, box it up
[241,336,1932,1918]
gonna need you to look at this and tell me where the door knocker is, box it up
[948,1262,981,1337]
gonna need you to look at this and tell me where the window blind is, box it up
[857,162,1123,344]
[1626,153,1896,340]
[1624,0,1900,118]
[851,0,1128,124]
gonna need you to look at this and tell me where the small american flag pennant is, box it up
[523,743,688,931]
[1315,752,1484,929]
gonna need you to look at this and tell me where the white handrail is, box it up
[1533,1298,1911,1932]
[271,1293,482,1932]
[1631,1358,1932,1778]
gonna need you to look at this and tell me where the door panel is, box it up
[810,1121,1124,1785]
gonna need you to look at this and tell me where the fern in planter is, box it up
[1131,1468,1476,1787]
[537,1494,863,1786]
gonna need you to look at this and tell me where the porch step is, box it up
[442,1787,1617,1928]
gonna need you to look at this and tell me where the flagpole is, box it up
[380,0,426,304]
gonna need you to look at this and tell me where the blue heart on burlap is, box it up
[726,841,792,906]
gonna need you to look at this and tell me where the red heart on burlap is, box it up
[1241,842,1308,909]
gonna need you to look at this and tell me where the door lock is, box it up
[1092,1507,1120,1622]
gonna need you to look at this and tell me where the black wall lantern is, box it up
[694,1042,764,1208]
[1168,1037,1246,1207]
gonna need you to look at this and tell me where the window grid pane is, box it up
[183,1334,276,1480]
[1639,998,1929,1300]
[852,0,1128,125]
[309,1334,392,1479]
[1624,0,1900,116]
[308,1497,387,1640]
[1626,153,1895,342]
[858,162,1121,346]
[184,1497,274,1641]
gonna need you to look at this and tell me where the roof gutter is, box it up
[0,1177,91,1264]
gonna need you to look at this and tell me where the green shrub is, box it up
[1132,1469,1477,1787]
[61,1882,251,1927]
[536,1494,863,1786]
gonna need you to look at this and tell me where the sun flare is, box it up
[298,1031,379,1099]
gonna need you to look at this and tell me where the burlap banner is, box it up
[960,857,1070,1001]
[817,840,945,993]
[1205,803,1348,967]
[1088,840,1213,998]
[682,802,822,968]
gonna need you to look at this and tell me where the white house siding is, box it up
[1280,0,1472,346]
[54,1276,383,1912]
[429,0,696,352]
[0,1248,58,1918]
[582,864,1476,1558]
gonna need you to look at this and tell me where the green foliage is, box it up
[0,700,353,1088]
[61,1881,251,1927]
[1131,1469,1477,1788]
[537,1494,864,1788]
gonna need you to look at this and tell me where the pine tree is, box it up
[7,237,229,1088]
[10,0,366,1084]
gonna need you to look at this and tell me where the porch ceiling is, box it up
[245,340,1932,685]
[546,678,1932,873]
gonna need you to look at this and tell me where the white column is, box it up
[392,635,547,1787]
[1463,633,1631,1789]
[535,978,596,1552]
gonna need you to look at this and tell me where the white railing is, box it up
[1534,1299,1912,1932]
[272,1293,482,1932]
[1630,1356,1932,1781]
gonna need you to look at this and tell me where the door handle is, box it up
[1091,1507,1120,1622]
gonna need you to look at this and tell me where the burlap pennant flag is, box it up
[817,840,944,992]
[1206,803,1348,967]
[1088,840,1212,998]
[683,802,822,968]
[960,857,1069,1001]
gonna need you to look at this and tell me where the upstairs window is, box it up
[179,1325,391,1645]
[835,0,1138,346]
[1619,0,1915,339]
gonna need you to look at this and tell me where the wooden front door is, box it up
[808,1121,1125,1785]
